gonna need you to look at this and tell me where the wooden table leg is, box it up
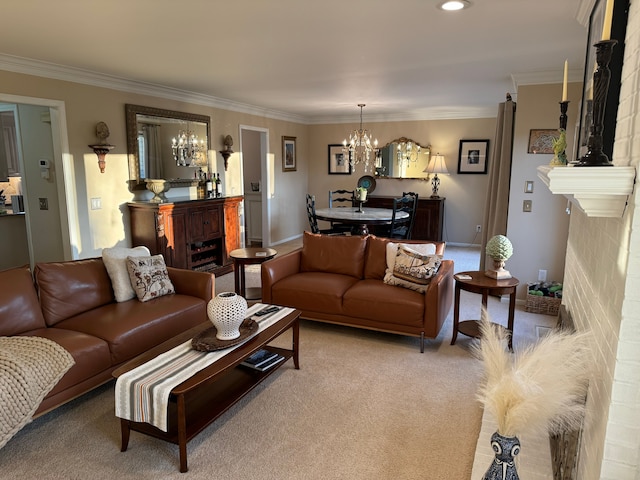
[451,282,461,345]
[233,260,241,296]
[177,394,188,473]
[507,288,516,351]
[292,317,300,369]
[120,419,131,452]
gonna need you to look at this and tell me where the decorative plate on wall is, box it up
[357,175,377,193]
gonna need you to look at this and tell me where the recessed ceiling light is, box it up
[438,0,471,11]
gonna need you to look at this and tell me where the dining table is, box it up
[314,206,408,236]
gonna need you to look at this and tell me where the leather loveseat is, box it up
[261,232,454,352]
[0,258,213,417]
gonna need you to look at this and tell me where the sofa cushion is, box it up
[35,258,115,327]
[0,266,46,336]
[363,235,391,279]
[300,231,367,278]
[20,327,112,396]
[125,255,175,302]
[343,280,425,328]
[54,294,205,364]
[102,246,150,302]
[271,272,359,314]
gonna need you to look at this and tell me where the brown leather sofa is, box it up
[261,232,454,352]
[0,258,213,417]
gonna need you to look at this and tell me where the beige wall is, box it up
[0,70,309,259]
[309,118,496,244]
[505,82,580,297]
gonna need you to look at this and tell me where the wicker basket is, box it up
[525,293,561,316]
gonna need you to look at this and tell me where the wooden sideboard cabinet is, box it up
[366,195,444,241]
[128,196,242,276]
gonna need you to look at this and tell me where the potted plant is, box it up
[356,186,367,201]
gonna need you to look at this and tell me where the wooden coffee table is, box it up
[112,307,301,473]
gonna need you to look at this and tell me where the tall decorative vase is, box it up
[207,292,248,340]
[482,432,520,480]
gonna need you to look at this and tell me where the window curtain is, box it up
[143,124,163,179]
[480,94,516,270]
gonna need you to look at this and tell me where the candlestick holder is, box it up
[559,101,569,131]
[576,39,617,167]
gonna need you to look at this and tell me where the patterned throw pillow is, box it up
[125,255,175,302]
[384,245,442,293]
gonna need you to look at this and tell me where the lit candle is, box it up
[562,60,568,101]
[601,0,614,40]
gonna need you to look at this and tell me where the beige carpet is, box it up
[0,243,556,479]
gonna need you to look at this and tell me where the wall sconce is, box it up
[220,135,234,171]
[88,121,115,173]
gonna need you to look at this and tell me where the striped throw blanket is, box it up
[115,304,293,432]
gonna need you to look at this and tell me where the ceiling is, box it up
[0,0,592,124]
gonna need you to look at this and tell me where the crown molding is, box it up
[0,53,308,124]
[511,69,583,89]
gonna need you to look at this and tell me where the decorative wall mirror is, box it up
[375,137,431,179]
[125,104,211,190]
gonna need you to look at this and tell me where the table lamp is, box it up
[424,154,449,198]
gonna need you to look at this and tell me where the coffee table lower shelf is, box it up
[115,309,300,473]
[120,346,292,466]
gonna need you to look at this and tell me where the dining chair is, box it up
[328,189,355,234]
[388,192,419,240]
[306,194,335,235]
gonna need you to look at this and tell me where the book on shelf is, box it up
[241,350,285,371]
[242,349,278,367]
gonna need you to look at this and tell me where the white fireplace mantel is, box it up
[537,165,636,217]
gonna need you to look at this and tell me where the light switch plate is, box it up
[523,200,532,212]
[38,198,48,210]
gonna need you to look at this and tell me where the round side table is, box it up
[451,270,520,351]
[229,247,277,300]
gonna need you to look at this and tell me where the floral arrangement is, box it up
[473,310,591,437]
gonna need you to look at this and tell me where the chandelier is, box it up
[396,139,422,166]
[172,128,205,166]
[342,104,378,173]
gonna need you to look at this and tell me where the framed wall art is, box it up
[458,139,489,174]
[327,144,352,175]
[527,129,559,154]
[282,136,296,172]
[576,0,628,162]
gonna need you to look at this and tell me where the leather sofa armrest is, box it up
[261,250,302,304]
[423,259,454,337]
[167,267,214,302]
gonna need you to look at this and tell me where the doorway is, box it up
[239,125,270,247]
[0,94,73,268]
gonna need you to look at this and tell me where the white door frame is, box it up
[239,124,271,246]
[0,93,75,263]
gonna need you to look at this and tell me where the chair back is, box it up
[328,189,355,208]
[306,194,320,234]
[389,192,419,239]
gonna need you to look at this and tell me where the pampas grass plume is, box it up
[473,308,592,437]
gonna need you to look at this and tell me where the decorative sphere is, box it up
[486,235,513,261]
[207,292,248,340]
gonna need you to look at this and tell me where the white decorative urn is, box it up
[207,292,248,340]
